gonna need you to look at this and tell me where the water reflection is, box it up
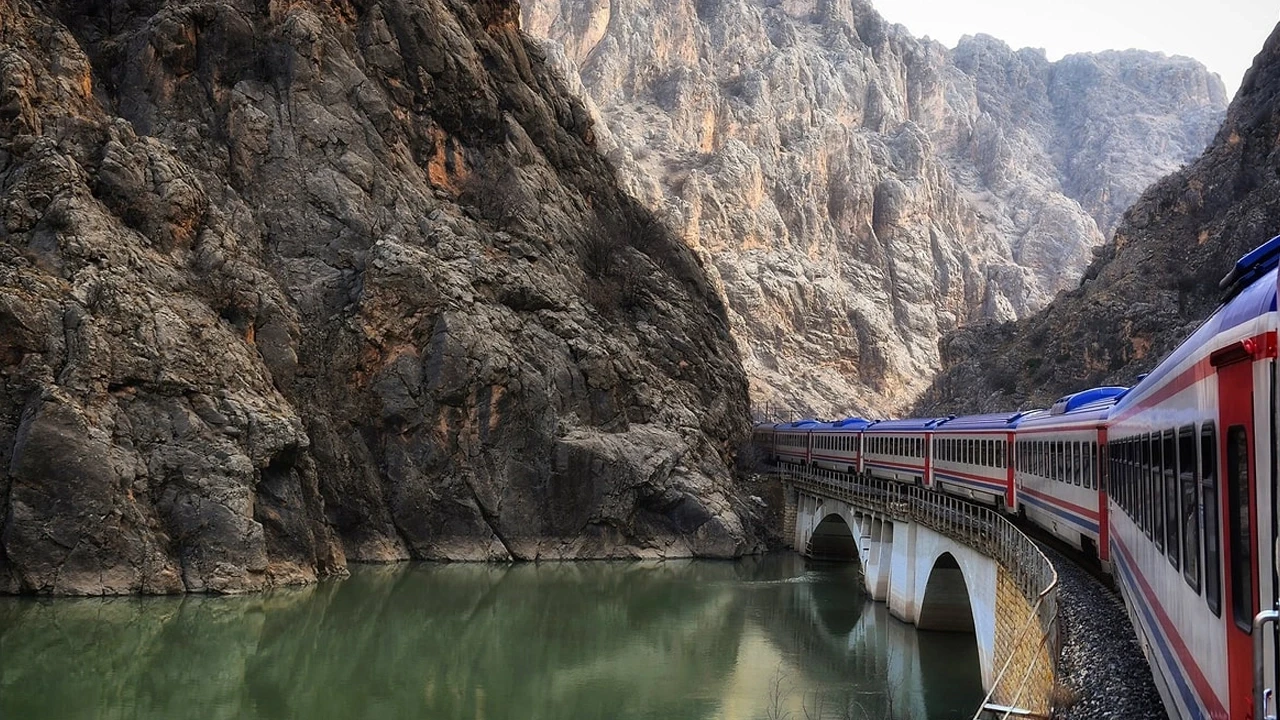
[0,555,981,719]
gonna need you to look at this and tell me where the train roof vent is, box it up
[1220,234,1280,300]
[833,417,868,427]
[1049,386,1128,415]
[783,419,819,428]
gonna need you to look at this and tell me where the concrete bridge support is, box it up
[791,487,1019,699]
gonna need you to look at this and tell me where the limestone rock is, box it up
[916,22,1280,415]
[522,0,1226,416]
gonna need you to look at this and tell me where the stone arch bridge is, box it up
[780,467,1059,718]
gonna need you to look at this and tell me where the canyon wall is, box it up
[524,0,1227,416]
[0,0,764,595]
[917,22,1280,414]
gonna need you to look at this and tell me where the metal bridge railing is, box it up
[774,464,1059,720]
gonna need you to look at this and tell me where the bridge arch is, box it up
[807,513,859,561]
[910,546,997,690]
[917,552,975,632]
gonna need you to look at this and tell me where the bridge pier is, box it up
[863,518,892,602]
[787,478,1052,712]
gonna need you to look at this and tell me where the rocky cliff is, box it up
[916,23,1280,414]
[0,0,764,595]
[522,0,1226,416]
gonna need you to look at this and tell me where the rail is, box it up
[773,464,1059,720]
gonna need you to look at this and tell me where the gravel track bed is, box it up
[1041,542,1168,720]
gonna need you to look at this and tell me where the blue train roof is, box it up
[934,410,1044,431]
[1049,386,1128,415]
[1220,234,1280,300]
[863,417,949,432]
[1019,399,1114,429]
[778,419,820,429]
[820,417,872,430]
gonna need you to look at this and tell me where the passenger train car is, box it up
[932,410,1039,510]
[751,235,1280,720]
[1014,388,1125,565]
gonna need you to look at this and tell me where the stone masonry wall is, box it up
[992,566,1056,714]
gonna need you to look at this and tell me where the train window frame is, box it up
[1084,442,1094,490]
[1226,425,1253,632]
[1202,422,1221,616]
[1116,439,1125,512]
[1141,435,1153,539]
[1153,433,1165,552]
[997,439,1005,469]
[1073,441,1083,487]
[1178,425,1200,593]
[1163,429,1180,571]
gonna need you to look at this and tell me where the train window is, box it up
[1057,441,1066,483]
[1115,440,1124,510]
[1202,423,1221,616]
[997,440,1005,469]
[1126,439,1135,514]
[1164,430,1179,571]
[1179,426,1200,593]
[1072,442,1082,486]
[1146,435,1157,535]
[1153,434,1165,552]
[1129,438,1138,516]
[1227,425,1253,632]
[1106,441,1115,496]
[1112,441,1121,506]
[1084,442,1094,490]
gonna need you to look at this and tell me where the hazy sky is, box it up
[874,0,1279,96]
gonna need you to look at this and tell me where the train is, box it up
[751,234,1280,720]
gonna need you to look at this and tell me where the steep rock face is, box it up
[0,0,761,595]
[522,0,1226,416]
[916,23,1280,414]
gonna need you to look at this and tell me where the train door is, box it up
[1214,347,1260,719]
[924,432,934,489]
[1098,427,1110,565]
[1005,431,1016,512]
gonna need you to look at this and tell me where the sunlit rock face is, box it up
[916,22,1280,415]
[0,0,764,595]
[522,0,1226,416]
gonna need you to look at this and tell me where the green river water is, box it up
[0,554,982,719]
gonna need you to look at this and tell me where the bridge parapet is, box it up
[776,464,1058,720]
